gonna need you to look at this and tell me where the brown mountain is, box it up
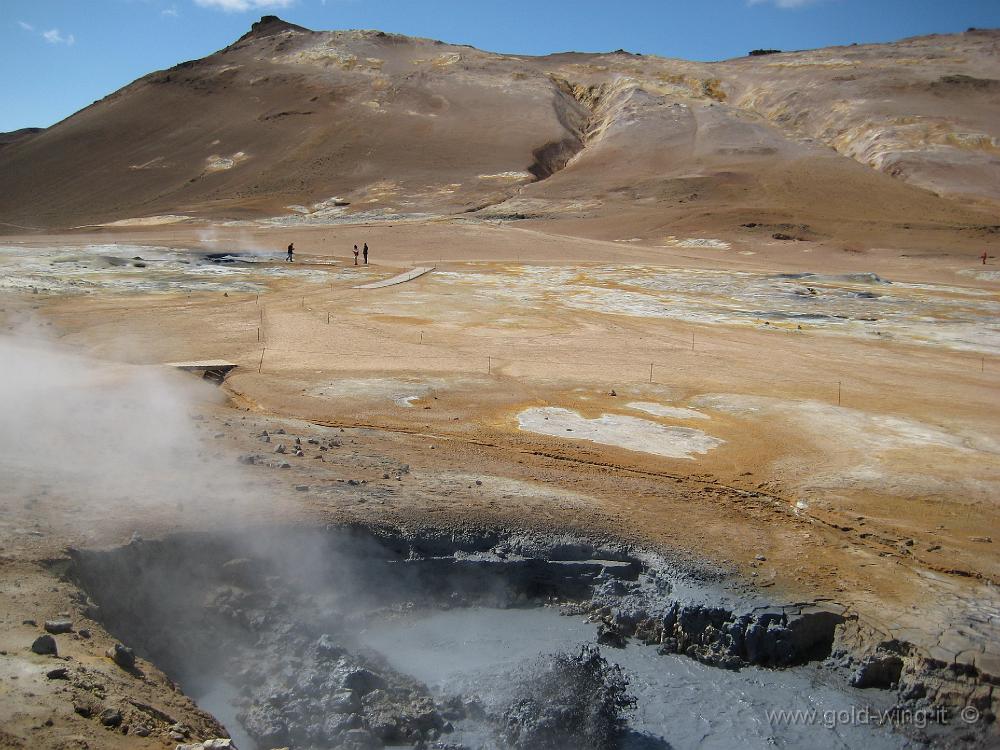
[1,17,998,241]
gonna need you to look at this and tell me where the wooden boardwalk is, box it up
[352,267,434,290]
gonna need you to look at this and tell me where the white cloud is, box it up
[193,0,294,12]
[42,28,75,45]
[18,20,35,31]
[748,0,821,8]
[162,6,180,16]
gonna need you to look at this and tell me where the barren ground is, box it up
[1,216,997,747]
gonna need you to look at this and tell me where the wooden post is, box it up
[256,327,260,342]
[258,348,266,374]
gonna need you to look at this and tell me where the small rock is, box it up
[329,690,359,713]
[970,536,993,543]
[608,389,617,396]
[46,667,69,680]
[78,628,91,639]
[341,667,385,694]
[274,444,286,454]
[755,554,767,561]
[850,654,903,689]
[295,484,309,492]
[22,619,37,627]
[132,724,151,737]
[31,634,57,656]
[339,728,380,750]
[99,708,123,727]
[475,480,483,486]
[106,643,135,670]
[275,428,286,435]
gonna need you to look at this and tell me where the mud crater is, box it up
[66,525,913,749]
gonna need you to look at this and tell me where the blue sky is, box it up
[2,0,998,132]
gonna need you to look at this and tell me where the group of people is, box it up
[284,242,369,265]
[353,243,369,265]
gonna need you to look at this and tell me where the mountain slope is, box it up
[1,17,997,239]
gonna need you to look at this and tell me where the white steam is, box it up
[0,326,263,540]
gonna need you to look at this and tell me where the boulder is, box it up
[44,619,73,634]
[30,634,57,656]
[99,708,123,727]
[106,642,136,670]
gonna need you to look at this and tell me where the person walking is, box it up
[286,243,294,263]
[982,249,989,265]
[363,242,369,265]
[353,244,360,265]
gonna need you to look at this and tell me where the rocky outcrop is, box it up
[585,576,845,670]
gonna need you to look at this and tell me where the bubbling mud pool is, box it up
[65,526,919,750]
